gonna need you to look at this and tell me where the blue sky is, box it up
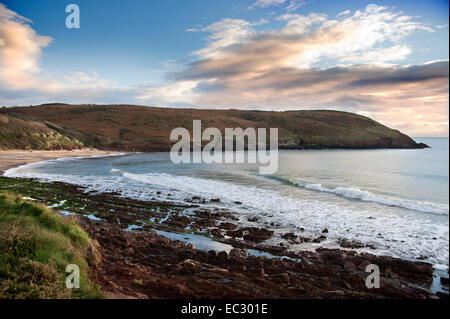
[0,0,448,136]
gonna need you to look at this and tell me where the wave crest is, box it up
[290,180,449,216]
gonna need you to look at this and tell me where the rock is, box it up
[282,233,297,240]
[229,248,246,260]
[242,227,274,243]
[441,277,449,285]
[229,263,246,272]
[181,259,201,273]
[339,238,365,249]
[318,249,344,266]
[382,268,398,279]
[247,268,265,278]
[358,260,371,271]
[226,229,244,238]
[217,251,228,259]
[344,262,356,271]
[219,222,237,230]
[210,228,223,238]
[322,229,329,233]
[297,236,312,243]
[312,235,327,243]
[270,273,290,284]
[86,239,102,268]
[107,280,119,290]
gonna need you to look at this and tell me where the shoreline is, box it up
[0,173,447,298]
[0,148,124,174]
[0,150,448,298]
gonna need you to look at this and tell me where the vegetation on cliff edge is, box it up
[0,192,101,299]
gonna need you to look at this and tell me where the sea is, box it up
[4,137,449,270]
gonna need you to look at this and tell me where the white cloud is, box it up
[137,6,447,136]
[337,10,351,16]
[192,19,255,59]
[249,0,306,12]
[0,3,52,89]
[0,4,127,104]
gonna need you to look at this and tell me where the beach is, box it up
[0,149,121,173]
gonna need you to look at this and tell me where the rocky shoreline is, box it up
[0,175,448,299]
[77,215,436,299]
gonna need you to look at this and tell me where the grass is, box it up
[0,192,102,299]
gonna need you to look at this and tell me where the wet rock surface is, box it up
[75,216,436,299]
[0,176,442,299]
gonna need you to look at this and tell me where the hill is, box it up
[0,113,83,150]
[1,104,428,151]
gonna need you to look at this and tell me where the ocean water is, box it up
[5,138,449,268]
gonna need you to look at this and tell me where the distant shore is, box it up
[0,148,122,173]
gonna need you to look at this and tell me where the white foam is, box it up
[289,181,449,216]
[4,153,128,178]
[119,171,448,267]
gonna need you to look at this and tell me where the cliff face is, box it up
[0,113,83,150]
[1,104,427,151]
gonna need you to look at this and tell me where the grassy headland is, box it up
[0,191,101,299]
[1,104,428,151]
[0,114,83,150]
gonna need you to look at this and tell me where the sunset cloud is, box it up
[0,4,130,105]
[137,5,448,136]
[0,4,52,89]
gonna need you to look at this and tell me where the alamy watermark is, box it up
[66,4,80,29]
[66,264,80,289]
[365,264,380,289]
[170,120,279,174]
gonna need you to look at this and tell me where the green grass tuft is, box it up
[0,192,101,299]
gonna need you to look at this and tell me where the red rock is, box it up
[229,248,246,259]
[344,262,356,271]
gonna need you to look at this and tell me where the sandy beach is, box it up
[0,149,121,173]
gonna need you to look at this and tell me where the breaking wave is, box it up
[288,179,449,216]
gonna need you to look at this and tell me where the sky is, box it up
[0,0,448,137]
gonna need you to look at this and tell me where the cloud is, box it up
[0,4,135,105]
[249,0,307,12]
[337,10,351,16]
[0,3,52,89]
[137,5,447,136]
